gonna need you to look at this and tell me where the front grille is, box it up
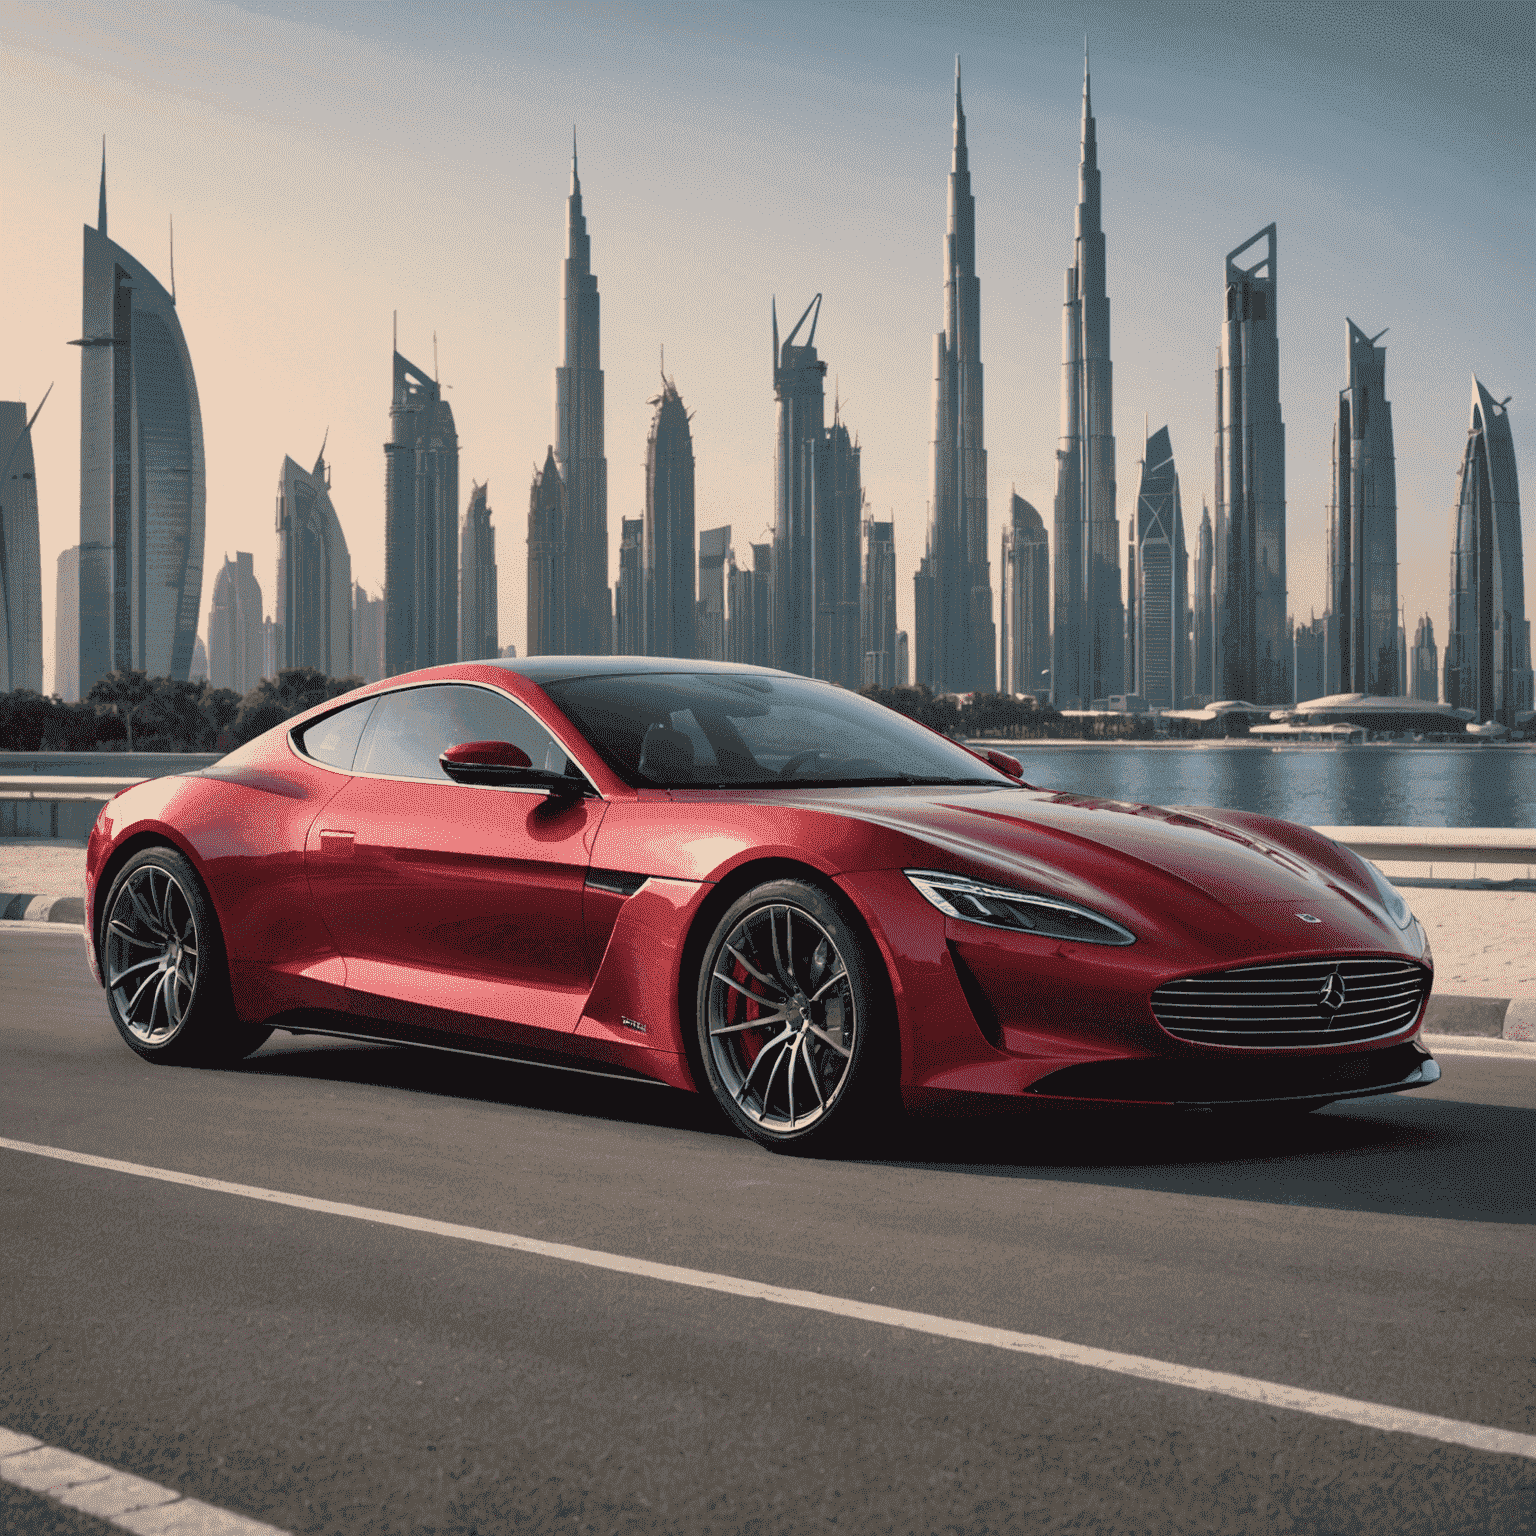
[1151,957,1429,1049]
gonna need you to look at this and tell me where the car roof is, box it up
[484,655,797,684]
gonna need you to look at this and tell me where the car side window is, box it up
[296,698,377,770]
[355,685,572,783]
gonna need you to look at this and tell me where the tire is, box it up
[101,846,272,1066]
[695,878,894,1155]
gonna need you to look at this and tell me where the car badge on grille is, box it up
[1296,912,1322,924]
[1318,970,1348,1018]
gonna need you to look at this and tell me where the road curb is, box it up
[0,892,83,924]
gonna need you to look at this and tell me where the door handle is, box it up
[318,829,355,855]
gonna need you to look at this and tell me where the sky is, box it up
[3,0,1532,694]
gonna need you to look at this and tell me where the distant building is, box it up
[0,396,46,692]
[815,413,863,687]
[500,644,518,659]
[278,449,351,678]
[895,630,910,688]
[207,551,263,695]
[1125,428,1189,710]
[1215,224,1288,704]
[1445,379,1530,725]
[554,141,609,655]
[1292,613,1327,707]
[74,149,205,693]
[54,546,80,700]
[697,525,730,662]
[916,61,993,694]
[772,293,826,678]
[861,518,897,688]
[459,480,497,662]
[727,541,772,667]
[1327,321,1398,696]
[384,350,457,675]
[614,516,643,655]
[1410,614,1437,704]
[352,583,385,684]
[1192,502,1214,704]
[645,376,695,658]
[999,492,1049,698]
[527,447,567,656]
[189,635,208,682]
[262,616,281,680]
[1051,52,1121,709]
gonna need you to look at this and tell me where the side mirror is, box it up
[981,747,1036,787]
[439,739,581,797]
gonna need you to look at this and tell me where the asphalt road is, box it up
[3,928,1533,1535]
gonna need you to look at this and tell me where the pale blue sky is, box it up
[4,0,1531,685]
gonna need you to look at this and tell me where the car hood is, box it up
[752,784,1400,953]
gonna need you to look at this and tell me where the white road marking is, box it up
[3,1135,1534,1465]
[0,1424,290,1533]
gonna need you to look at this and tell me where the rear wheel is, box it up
[695,878,893,1154]
[102,847,271,1065]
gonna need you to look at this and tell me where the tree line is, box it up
[856,685,1161,741]
[0,669,364,753]
[1,672,1170,755]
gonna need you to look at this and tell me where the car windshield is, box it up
[540,671,1009,789]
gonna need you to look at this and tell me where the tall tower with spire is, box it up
[915,60,993,694]
[554,135,609,654]
[1051,48,1121,707]
[73,143,206,693]
[771,292,826,677]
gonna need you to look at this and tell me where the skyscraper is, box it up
[1411,614,1439,704]
[697,526,730,661]
[728,542,772,667]
[1215,224,1288,704]
[74,149,205,693]
[1445,380,1531,725]
[1125,427,1189,710]
[555,139,609,656]
[1193,502,1214,703]
[772,293,826,677]
[352,583,384,684]
[0,394,47,692]
[861,518,897,688]
[1051,52,1121,707]
[279,449,352,678]
[207,551,262,694]
[1327,321,1397,696]
[614,516,643,655]
[645,374,695,658]
[815,412,864,687]
[384,349,458,675]
[527,447,566,656]
[916,60,994,694]
[459,480,497,662]
[54,547,80,700]
[999,492,1049,698]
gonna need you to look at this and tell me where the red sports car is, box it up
[84,658,1438,1152]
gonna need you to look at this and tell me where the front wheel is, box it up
[101,847,271,1066]
[695,879,893,1154]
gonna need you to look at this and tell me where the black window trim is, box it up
[287,680,605,798]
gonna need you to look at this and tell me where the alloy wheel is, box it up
[105,864,200,1047]
[705,902,858,1135]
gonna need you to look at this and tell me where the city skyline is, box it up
[2,2,1530,698]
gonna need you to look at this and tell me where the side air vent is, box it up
[1151,957,1429,1050]
[586,869,649,898]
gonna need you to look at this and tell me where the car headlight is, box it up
[1362,858,1414,930]
[905,870,1136,946]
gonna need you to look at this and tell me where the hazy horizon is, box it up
[4,0,1532,695]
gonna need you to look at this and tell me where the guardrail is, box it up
[2,771,1533,873]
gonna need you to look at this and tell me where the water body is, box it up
[983,743,1536,828]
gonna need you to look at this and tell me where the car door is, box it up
[303,681,606,1043]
